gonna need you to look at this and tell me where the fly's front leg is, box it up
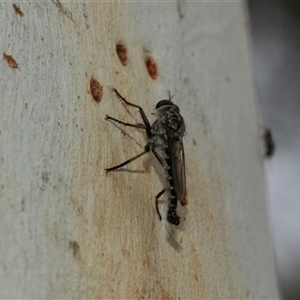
[105,115,146,129]
[112,88,152,137]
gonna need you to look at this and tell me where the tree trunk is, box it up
[0,1,279,298]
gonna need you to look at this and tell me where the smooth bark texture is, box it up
[0,2,279,298]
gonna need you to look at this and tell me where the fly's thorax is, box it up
[150,110,185,141]
[151,134,168,151]
[166,111,185,138]
[150,114,167,137]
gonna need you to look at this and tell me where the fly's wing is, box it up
[169,137,186,205]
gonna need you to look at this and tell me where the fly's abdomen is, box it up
[164,143,181,226]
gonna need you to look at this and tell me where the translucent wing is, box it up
[169,137,186,204]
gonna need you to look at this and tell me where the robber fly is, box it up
[105,88,186,226]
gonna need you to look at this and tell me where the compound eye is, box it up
[156,100,173,109]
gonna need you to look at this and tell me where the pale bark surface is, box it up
[0,1,279,299]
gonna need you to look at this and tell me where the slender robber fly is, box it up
[105,88,186,226]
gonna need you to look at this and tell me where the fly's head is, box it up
[153,95,185,138]
[155,100,180,115]
[156,101,185,136]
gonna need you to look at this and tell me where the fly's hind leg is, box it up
[155,187,167,221]
[151,147,169,221]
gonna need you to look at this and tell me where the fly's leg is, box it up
[112,88,152,137]
[106,144,151,172]
[155,188,167,221]
[155,185,181,226]
[105,89,152,171]
[105,115,146,129]
[151,147,170,221]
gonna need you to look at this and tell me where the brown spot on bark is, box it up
[193,139,197,146]
[145,56,157,80]
[13,3,24,17]
[116,43,128,66]
[90,76,103,103]
[52,0,74,22]
[3,53,19,69]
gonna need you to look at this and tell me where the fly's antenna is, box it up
[157,92,175,104]
[160,91,175,102]
[168,90,175,102]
